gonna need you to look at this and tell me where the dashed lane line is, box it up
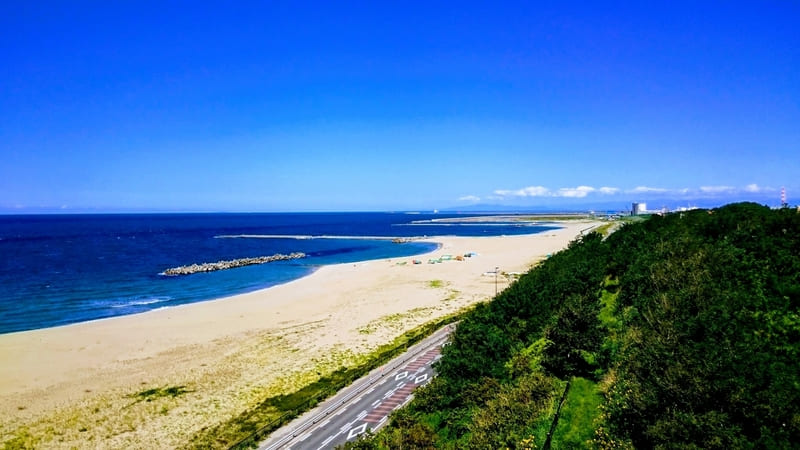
[319,435,335,448]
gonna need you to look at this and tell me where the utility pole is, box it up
[495,266,499,296]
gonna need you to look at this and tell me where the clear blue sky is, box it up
[1,1,798,212]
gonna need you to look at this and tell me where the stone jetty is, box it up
[162,252,306,276]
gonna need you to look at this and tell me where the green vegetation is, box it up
[552,377,603,447]
[344,203,800,448]
[2,429,35,450]
[185,311,465,449]
[129,385,193,403]
[593,222,615,237]
[428,279,445,288]
[358,307,437,335]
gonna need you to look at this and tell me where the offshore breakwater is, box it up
[162,252,306,276]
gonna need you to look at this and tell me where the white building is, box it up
[632,202,648,216]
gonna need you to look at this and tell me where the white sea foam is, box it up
[109,296,172,308]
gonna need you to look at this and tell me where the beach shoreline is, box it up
[0,221,599,448]
[0,241,445,339]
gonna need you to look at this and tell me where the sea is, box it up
[0,213,560,334]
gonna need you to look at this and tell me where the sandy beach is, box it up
[0,221,598,448]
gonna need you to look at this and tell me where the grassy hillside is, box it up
[342,203,800,449]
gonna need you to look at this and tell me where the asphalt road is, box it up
[260,324,454,450]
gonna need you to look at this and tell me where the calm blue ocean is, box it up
[0,213,559,334]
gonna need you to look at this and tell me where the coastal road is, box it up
[259,324,454,450]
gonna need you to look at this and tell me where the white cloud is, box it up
[629,186,669,193]
[700,185,735,194]
[744,183,761,193]
[557,186,595,198]
[493,186,551,197]
[458,195,481,202]
[493,185,623,199]
[519,186,551,197]
[598,187,620,195]
[489,183,787,200]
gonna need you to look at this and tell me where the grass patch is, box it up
[593,222,615,237]
[357,307,435,334]
[3,428,36,450]
[528,378,568,447]
[598,277,621,331]
[551,377,603,448]
[619,215,648,224]
[444,289,460,302]
[133,385,192,400]
[428,279,445,288]
[358,325,376,334]
[129,385,193,404]
[185,311,466,449]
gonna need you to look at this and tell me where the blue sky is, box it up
[1,1,798,212]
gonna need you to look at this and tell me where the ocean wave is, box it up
[109,296,173,308]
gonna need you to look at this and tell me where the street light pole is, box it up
[495,266,499,296]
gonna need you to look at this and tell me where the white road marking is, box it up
[263,330,454,450]
[347,423,368,440]
[319,435,335,448]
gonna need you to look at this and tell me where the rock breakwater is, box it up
[162,252,306,276]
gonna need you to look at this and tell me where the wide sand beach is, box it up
[0,220,598,448]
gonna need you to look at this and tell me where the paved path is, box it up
[260,325,453,450]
